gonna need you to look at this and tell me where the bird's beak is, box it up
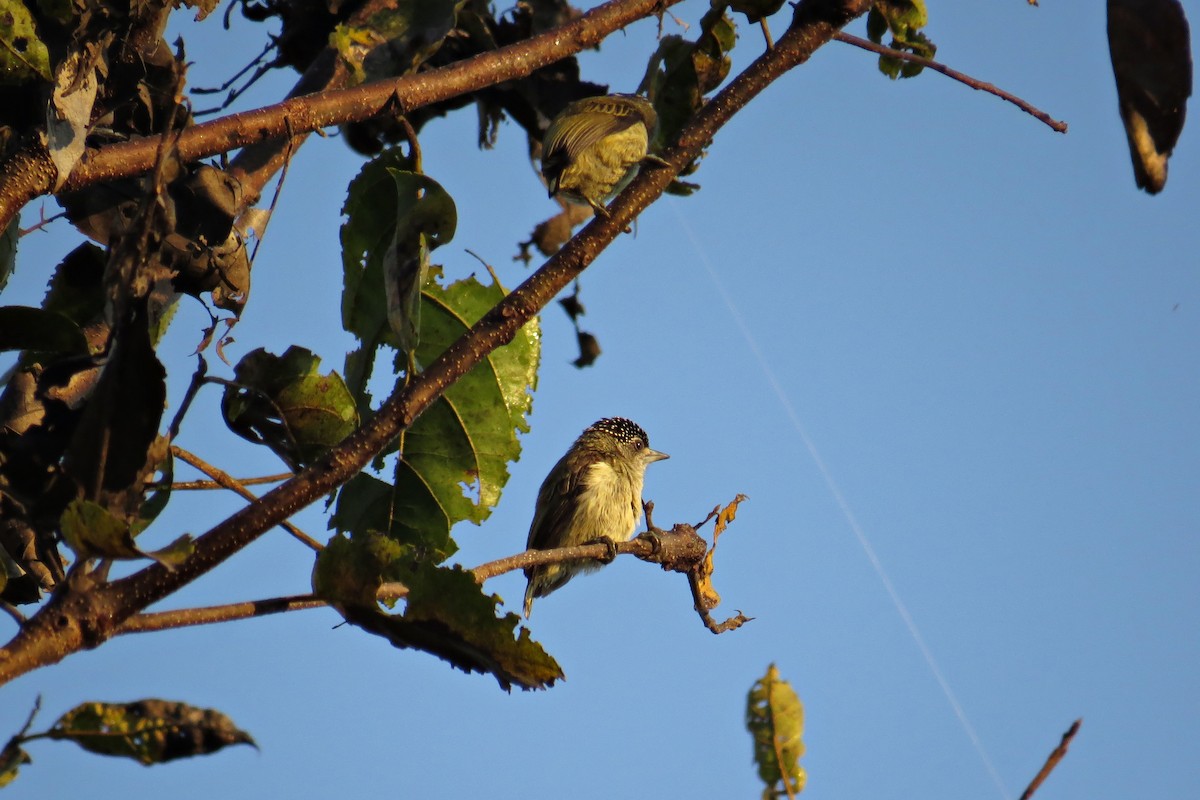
[644,448,669,463]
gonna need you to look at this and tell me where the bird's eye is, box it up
[634,440,644,450]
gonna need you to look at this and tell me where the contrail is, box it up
[669,200,1011,800]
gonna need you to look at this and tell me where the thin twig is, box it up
[1018,719,1082,800]
[835,31,1068,133]
[170,446,322,551]
[117,594,327,634]
[164,473,293,491]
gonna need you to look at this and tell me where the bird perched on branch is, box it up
[523,417,669,618]
[1107,0,1192,193]
[540,94,659,217]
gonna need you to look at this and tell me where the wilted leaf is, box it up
[0,306,89,354]
[746,664,806,798]
[0,0,52,84]
[50,700,256,765]
[47,50,98,190]
[696,494,747,610]
[59,298,166,508]
[222,346,359,470]
[316,537,562,691]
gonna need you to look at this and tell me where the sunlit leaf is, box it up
[746,664,806,797]
[0,0,52,84]
[315,534,562,691]
[50,700,256,765]
[334,0,464,84]
[222,346,359,470]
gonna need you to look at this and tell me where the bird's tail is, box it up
[523,582,536,619]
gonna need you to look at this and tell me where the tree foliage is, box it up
[0,0,1168,790]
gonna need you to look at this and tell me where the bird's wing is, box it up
[525,449,603,551]
[543,97,653,163]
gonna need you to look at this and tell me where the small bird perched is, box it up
[540,94,659,217]
[523,417,669,618]
[1107,0,1192,193]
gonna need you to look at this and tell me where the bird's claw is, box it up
[636,529,663,555]
[584,537,619,564]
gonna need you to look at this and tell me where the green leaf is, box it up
[333,0,464,84]
[60,498,193,569]
[333,269,541,559]
[639,7,736,178]
[382,168,457,353]
[342,147,415,406]
[867,0,936,79]
[0,213,16,293]
[0,0,52,84]
[315,536,563,691]
[746,663,806,797]
[0,306,89,354]
[49,700,256,765]
[312,530,408,607]
[222,346,359,469]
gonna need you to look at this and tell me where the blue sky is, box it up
[3,2,1197,798]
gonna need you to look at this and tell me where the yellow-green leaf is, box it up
[746,663,806,797]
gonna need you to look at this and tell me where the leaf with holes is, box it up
[49,700,256,765]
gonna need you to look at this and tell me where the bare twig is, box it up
[835,31,1068,133]
[117,594,326,634]
[1018,719,1082,800]
[170,446,322,551]
[165,473,293,491]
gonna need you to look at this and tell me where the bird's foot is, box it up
[583,537,620,564]
[635,529,663,555]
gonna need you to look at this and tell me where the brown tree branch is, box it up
[0,0,867,686]
[1018,719,1082,800]
[834,32,1068,133]
[116,520,718,634]
[170,446,322,551]
[0,0,687,231]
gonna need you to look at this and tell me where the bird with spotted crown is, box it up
[523,417,669,618]
[540,93,659,217]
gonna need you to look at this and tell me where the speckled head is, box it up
[586,417,650,447]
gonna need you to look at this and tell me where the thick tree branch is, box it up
[116,520,718,634]
[0,0,866,685]
[0,0,687,231]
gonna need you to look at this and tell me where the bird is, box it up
[523,417,668,618]
[1106,0,1192,194]
[540,94,659,217]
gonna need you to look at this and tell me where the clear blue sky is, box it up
[3,2,1197,798]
